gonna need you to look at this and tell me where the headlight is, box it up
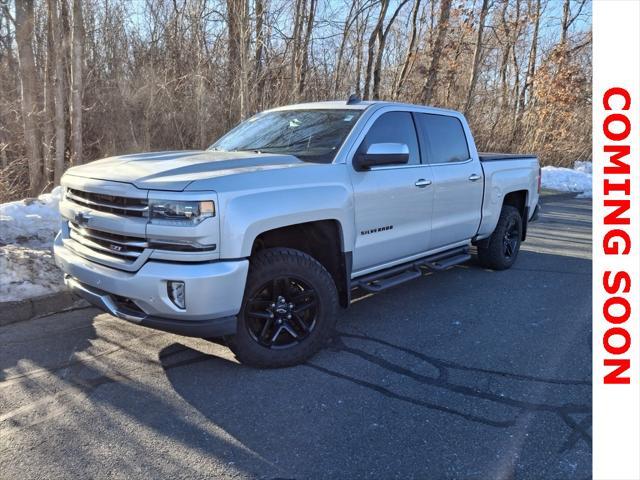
[148,199,215,226]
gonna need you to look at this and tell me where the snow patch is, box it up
[0,186,63,247]
[0,245,64,302]
[541,161,592,198]
[1,187,64,302]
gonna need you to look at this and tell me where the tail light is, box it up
[537,166,542,193]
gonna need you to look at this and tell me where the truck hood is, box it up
[63,150,309,191]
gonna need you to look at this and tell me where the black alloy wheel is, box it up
[503,217,520,259]
[228,247,338,368]
[476,205,522,270]
[245,276,319,349]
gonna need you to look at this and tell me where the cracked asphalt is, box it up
[0,193,591,479]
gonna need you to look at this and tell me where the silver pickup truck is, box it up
[54,99,540,367]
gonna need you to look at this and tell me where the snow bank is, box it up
[0,186,63,247]
[541,161,592,198]
[0,245,63,302]
[0,187,64,302]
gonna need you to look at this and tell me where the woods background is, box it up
[0,0,591,201]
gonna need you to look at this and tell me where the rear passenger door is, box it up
[414,113,483,249]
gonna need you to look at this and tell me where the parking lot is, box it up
[0,193,591,479]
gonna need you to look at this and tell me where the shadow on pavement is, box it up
[160,244,591,479]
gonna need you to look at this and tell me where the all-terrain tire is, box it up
[228,247,338,368]
[477,205,523,270]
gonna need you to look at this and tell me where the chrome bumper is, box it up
[54,233,249,337]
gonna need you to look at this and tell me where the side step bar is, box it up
[352,247,471,293]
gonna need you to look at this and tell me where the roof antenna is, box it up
[347,93,361,105]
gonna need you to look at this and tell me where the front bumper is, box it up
[54,233,249,337]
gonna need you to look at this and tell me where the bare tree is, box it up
[0,0,593,201]
[297,0,317,97]
[393,0,422,99]
[420,0,452,104]
[254,0,265,108]
[332,0,358,97]
[50,0,66,185]
[371,0,409,99]
[561,0,586,46]
[43,1,55,186]
[362,0,389,99]
[226,0,249,125]
[14,0,43,195]
[519,0,541,117]
[464,0,491,114]
[70,0,84,165]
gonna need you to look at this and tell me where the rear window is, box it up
[415,113,470,164]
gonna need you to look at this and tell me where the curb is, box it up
[0,290,86,327]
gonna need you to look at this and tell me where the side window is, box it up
[359,112,420,165]
[415,113,470,164]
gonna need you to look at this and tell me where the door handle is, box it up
[468,173,482,182]
[415,179,432,188]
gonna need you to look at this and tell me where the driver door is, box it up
[349,111,434,274]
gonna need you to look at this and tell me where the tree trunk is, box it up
[419,0,452,104]
[290,0,305,93]
[372,0,408,100]
[560,0,570,46]
[518,0,540,115]
[363,0,389,100]
[14,0,43,195]
[297,0,316,97]
[354,12,367,98]
[254,0,265,109]
[463,0,490,114]
[70,0,84,165]
[332,0,357,97]
[52,0,66,185]
[393,0,422,99]
[227,0,248,126]
[43,1,56,187]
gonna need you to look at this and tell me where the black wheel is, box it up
[477,205,522,270]
[228,247,338,368]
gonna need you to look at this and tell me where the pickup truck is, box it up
[54,99,540,367]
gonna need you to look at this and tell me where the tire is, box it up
[477,205,522,270]
[228,247,338,368]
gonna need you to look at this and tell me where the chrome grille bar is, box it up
[67,221,146,263]
[66,188,148,217]
[68,222,148,248]
[69,229,141,258]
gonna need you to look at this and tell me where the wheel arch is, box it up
[502,190,529,240]
[251,220,352,308]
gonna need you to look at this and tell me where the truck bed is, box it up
[479,153,537,162]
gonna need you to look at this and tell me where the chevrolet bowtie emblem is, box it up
[74,211,92,226]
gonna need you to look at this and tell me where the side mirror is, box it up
[353,143,410,171]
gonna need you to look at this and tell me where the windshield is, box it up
[209,109,362,163]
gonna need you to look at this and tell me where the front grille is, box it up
[68,221,147,262]
[66,188,148,217]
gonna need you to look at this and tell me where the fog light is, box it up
[167,281,186,309]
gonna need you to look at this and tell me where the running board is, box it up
[424,253,472,271]
[352,247,471,293]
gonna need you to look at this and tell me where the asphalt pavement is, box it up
[0,193,592,480]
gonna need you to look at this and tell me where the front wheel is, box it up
[477,205,522,270]
[228,247,338,368]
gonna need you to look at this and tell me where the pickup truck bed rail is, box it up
[479,153,538,162]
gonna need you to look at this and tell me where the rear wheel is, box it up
[477,205,522,270]
[229,247,338,368]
